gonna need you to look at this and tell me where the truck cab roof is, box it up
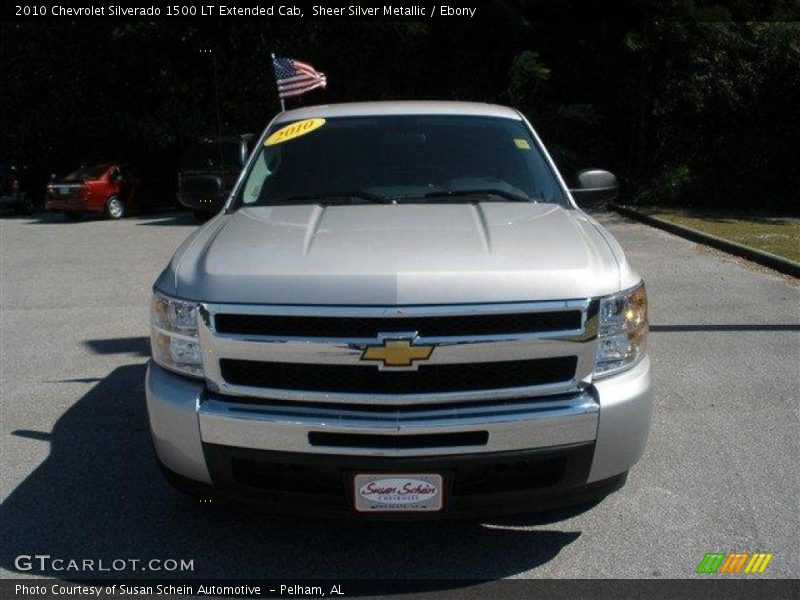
[272,101,523,125]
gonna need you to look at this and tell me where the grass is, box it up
[632,207,800,263]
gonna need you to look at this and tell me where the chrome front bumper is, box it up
[198,392,600,457]
[145,356,651,486]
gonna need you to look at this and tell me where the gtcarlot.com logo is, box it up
[15,555,194,573]
[696,552,773,574]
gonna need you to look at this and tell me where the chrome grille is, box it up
[219,356,578,394]
[213,310,582,338]
[198,300,599,405]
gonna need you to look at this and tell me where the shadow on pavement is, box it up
[83,337,150,357]
[9,211,113,224]
[134,212,198,227]
[1,208,193,226]
[0,210,58,223]
[41,377,105,384]
[0,364,584,580]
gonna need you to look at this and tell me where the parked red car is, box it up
[46,163,140,220]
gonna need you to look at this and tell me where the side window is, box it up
[242,150,278,205]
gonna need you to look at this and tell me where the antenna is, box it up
[271,53,286,112]
[212,51,224,171]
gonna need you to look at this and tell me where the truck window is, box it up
[237,115,567,207]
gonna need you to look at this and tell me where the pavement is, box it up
[0,208,798,580]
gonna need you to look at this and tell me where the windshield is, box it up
[64,165,109,180]
[235,115,567,207]
[181,140,241,170]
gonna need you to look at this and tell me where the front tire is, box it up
[105,196,126,219]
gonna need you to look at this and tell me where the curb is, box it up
[610,203,800,278]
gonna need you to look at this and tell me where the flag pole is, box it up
[271,53,286,112]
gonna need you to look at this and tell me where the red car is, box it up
[46,163,140,220]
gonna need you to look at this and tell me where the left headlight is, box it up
[150,293,204,379]
[594,281,648,377]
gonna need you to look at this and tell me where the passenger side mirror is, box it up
[569,169,619,208]
[240,134,255,166]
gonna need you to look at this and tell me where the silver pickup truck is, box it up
[146,101,651,517]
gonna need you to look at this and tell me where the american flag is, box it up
[271,56,327,100]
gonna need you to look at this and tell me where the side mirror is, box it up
[569,169,619,208]
[240,134,255,166]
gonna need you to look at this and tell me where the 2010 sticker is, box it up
[265,118,326,146]
[514,138,531,150]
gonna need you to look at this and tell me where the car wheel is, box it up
[105,196,126,219]
[192,209,212,223]
[64,211,83,221]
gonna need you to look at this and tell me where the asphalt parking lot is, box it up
[0,208,798,580]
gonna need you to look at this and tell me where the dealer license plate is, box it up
[353,473,443,513]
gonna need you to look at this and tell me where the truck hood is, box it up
[160,203,632,305]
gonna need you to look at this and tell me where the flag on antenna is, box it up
[271,56,327,100]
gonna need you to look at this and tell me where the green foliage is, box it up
[0,9,797,211]
[636,165,693,206]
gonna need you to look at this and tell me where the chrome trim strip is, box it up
[204,299,589,318]
[204,381,586,406]
[198,392,600,456]
[209,337,584,366]
[205,329,586,345]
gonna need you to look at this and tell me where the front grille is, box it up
[219,356,577,394]
[229,455,565,497]
[230,458,343,496]
[207,444,593,501]
[452,456,565,495]
[214,310,582,338]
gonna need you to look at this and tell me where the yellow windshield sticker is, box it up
[265,118,326,146]
[514,138,531,150]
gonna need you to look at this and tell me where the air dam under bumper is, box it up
[145,357,651,515]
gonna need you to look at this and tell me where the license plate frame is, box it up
[353,473,444,513]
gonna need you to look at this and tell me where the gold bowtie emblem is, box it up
[360,339,434,368]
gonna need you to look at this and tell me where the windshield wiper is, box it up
[420,189,533,203]
[277,191,394,205]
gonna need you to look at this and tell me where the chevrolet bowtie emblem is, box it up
[360,338,434,369]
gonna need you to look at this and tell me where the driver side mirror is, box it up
[569,169,619,208]
[240,134,255,166]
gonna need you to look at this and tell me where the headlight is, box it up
[594,282,647,377]
[150,293,204,378]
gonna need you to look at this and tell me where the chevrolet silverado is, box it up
[146,101,652,517]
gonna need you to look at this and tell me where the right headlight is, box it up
[150,292,204,379]
[594,281,648,377]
